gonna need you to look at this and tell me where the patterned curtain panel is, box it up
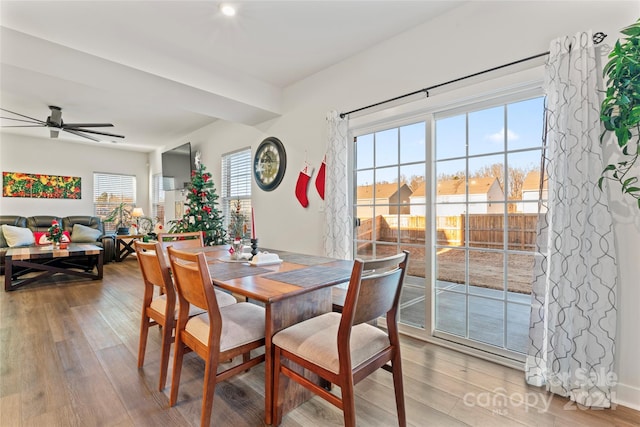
[526,31,618,408]
[323,111,351,259]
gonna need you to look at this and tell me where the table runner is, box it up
[264,265,352,288]
[208,263,270,281]
[259,249,337,266]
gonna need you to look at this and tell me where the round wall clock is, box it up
[254,137,286,191]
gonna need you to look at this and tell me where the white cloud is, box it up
[486,128,519,143]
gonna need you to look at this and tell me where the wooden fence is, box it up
[359,213,539,251]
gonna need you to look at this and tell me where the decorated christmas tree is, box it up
[168,160,226,245]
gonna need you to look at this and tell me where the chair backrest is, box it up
[167,246,222,336]
[134,240,176,307]
[158,232,204,252]
[340,251,409,330]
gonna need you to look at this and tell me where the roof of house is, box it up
[522,171,548,191]
[411,177,499,197]
[356,183,410,199]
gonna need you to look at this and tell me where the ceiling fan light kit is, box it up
[0,105,125,143]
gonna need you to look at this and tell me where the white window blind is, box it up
[221,148,252,235]
[152,173,165,223]
[93,172,136,232]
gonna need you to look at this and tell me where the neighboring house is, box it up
[356,183,412,216]
[520,171,548,213]
[410,177,505,216]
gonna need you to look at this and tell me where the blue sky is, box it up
[356,96,544,185]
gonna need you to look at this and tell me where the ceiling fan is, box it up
[0,105,125,142]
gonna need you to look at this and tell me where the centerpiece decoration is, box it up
[48,219,65,248]
[168,160,226,246]
[228,200,248,259]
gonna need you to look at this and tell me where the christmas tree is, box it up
[168,161,227,246]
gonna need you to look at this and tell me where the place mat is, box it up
[207,263,270,281]
[259,249,336,266]
[264,265,352,288]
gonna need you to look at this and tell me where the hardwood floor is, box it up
[1,260,639,426]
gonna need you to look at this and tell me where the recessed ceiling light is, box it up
[220,4,236,17]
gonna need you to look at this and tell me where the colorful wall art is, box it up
[2,171,82,199]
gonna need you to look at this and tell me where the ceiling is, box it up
[0,1,462,152]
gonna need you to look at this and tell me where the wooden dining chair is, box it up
[167,246,267,427]
[157,231,204,252]
[331,253,407,313]
[133,241,237,392]
[272,250,409,427]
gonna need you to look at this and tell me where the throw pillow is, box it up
[1,224,35,247]
[0,227,6,248]
[71,224,102,243]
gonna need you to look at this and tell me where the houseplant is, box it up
[599,18,640,209]
[104,202,133,235]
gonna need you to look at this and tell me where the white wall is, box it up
[179,1,639,409]
[0,134,150,217]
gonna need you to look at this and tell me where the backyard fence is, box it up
[359,213,539,251]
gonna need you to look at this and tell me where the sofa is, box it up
[0,215,115,275]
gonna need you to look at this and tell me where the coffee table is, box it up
[4,243,104,291]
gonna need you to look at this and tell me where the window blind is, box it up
[93,172,136,231]
[221,148,252,233]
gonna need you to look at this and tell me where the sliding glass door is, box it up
[351,90,545,361]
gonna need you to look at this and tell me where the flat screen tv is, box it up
[161,142,193,191]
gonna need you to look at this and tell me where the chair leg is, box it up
[200,355,218,427]
[391,350,407,427]
[169,337,186,407]
[137,315,150,368]
[158,319,173,391]
[341,378,357,427]
[272,347,283,426]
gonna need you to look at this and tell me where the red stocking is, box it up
[315,154,326,200]
[295,162,313,208]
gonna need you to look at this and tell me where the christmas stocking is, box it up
[295,162,314,208]
[315,154,326,200]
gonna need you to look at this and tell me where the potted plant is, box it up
[104,202,133,235]
[599,18,640,209]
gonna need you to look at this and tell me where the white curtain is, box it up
[526,31,618,408]
[323,110,351,259]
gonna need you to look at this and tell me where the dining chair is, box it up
[157,231,204,252]
[167,246,267,427]
[331,253,407,313]
[133,241,237,392]
[272,250,409,427]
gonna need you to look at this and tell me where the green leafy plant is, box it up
[599,18,640,209]
[104,202,133,232]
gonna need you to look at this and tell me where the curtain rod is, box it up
[339,31,607,119]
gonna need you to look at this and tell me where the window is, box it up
[221,148,252,237]
[151,173,165,223]
[351,87,545,362]
[93,172,137,233]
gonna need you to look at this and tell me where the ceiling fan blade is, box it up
[65,127,125,139]
[0,108,47,125]
[48,106,62,126]
[62,123,114,128]
[1,116,46,125]
[63,128,101,142]
[1,125,47,128]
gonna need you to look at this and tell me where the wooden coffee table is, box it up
[4,243,104,291]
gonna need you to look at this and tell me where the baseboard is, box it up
[614,382,640,411]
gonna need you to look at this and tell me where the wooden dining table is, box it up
[176,245,354,425]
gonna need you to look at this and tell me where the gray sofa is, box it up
[0,215,115,274]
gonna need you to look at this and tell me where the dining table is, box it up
[175,245,354,425]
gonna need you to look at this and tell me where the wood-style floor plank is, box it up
[1,259,639,426]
